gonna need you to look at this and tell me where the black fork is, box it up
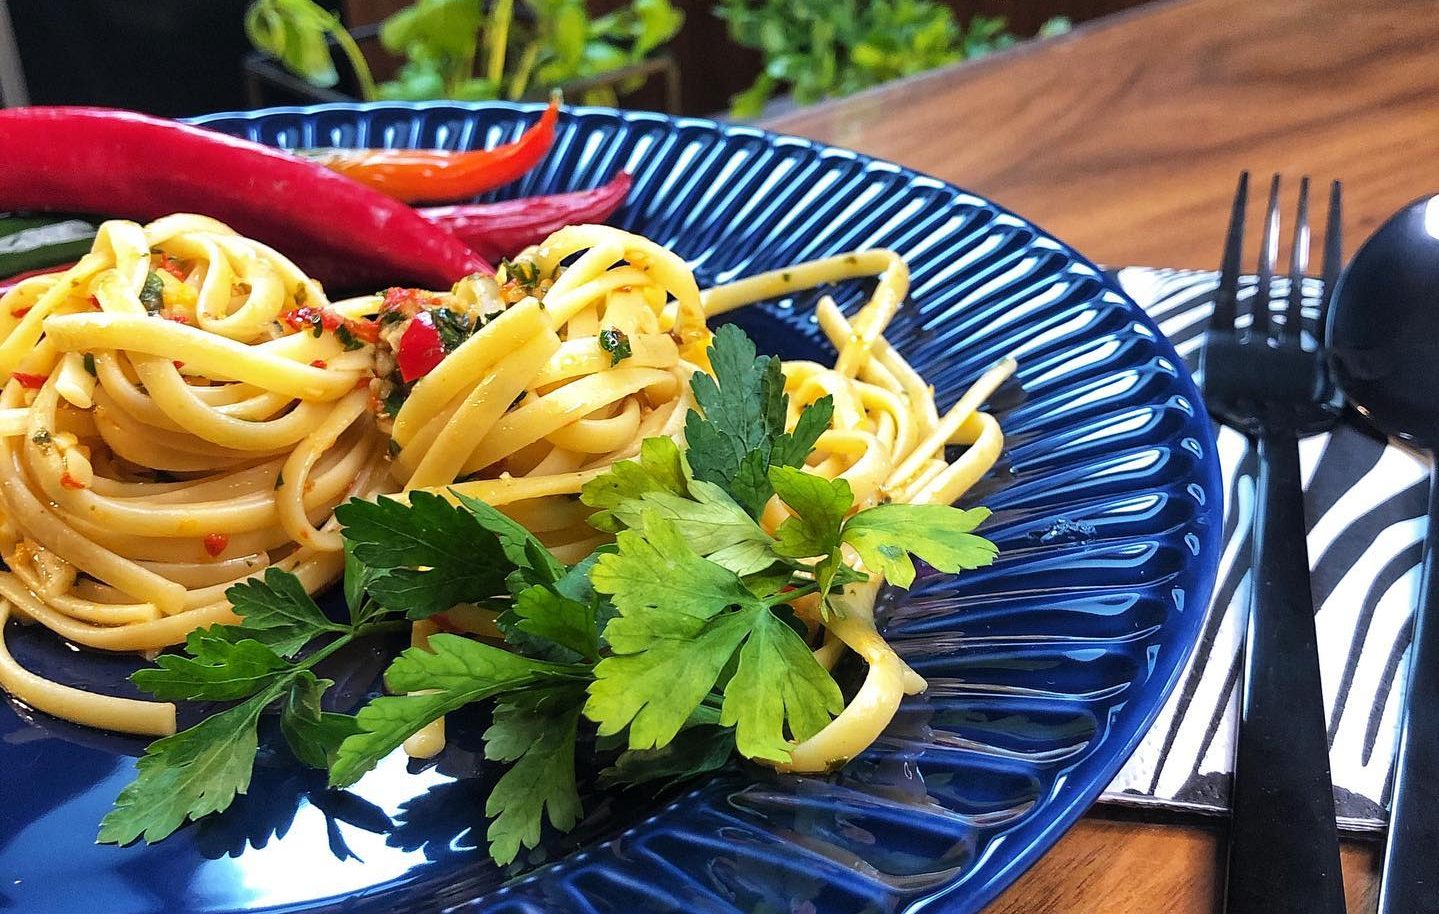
[1202,173,1346,914]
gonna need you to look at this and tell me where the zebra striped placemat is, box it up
[1097,268,1427,832]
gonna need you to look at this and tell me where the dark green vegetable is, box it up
[598,327,631,366]
[0,213,97,279]
[139,272,165,313]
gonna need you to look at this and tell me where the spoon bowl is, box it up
[1328,194,1439,445]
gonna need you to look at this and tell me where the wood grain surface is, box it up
[764,0,1439,271]
[761,0,1439,909]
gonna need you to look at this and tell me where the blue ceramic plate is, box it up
[0,103,1221,914]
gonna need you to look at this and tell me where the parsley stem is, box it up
[767,582,819,606]
[294,619,408,673]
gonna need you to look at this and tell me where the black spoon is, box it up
[1328,192,1439,914]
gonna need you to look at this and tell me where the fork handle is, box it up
[1378,472,1439,914]
[1224,425,1345,914]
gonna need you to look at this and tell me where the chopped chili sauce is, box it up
[280,305,378,344]
[155,252,189,280]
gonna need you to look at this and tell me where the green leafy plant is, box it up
[98,325,998,867]
[246,0,683,104]
[246,0,379,100]
[716,0,1071,117]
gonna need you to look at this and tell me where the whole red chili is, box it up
[420,172,632,262]
[0,107,489,290]
[302,97,560,205]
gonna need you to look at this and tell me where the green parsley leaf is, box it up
[131,629,287,701]
[452,489,564,587]
[741,562,797,599]
[586,513,762,748]
[842,504,998,588]
[101,567,392,848]
[98,687,274,844]
[428,307,475,351]
[770,394,834,468]
[506,584,600,663]
[496,549,612,662]
[335,491,512,618]
[341,539,376,626]
[483,684,586,865]
[330,634,580,787]
[139,271,164,313]
[280,671,361,769]
[683,325,836,517]
[719,606,843,762]
[599,724,734,791]
[684,326,784,516]
[581,436,688,530]
[583,437,775,576]
[597,327,632,366]
[768,466,852,558]
[587,513,840,759]
[225,568,340,657]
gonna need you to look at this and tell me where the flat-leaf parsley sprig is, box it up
[99,323,999,867]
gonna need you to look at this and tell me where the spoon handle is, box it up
[1378,473,1439,914]
[1224,425,1345,914]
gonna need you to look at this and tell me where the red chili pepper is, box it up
[60,472,86,490]
[9,305,31,318]
[172,360,185,369]
[310,359,327,369]
[11,371,45,389]
[396,311,446,383]
[202,533,229,557]
[164,311,192,325]
[420,172,632,262]
[347,316,380,344]
[302,97,559,205]
[155,253,188,280]
[280,305,378,345]
[0,107,489,290]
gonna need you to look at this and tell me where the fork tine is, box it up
[1316,180,1343,345]
[1251,174,1281,338]
[1211,171,1248,333]
[1283,176,1311,346]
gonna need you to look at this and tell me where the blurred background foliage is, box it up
[7,0,1143,117]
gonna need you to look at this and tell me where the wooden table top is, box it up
[762,0,1439,910]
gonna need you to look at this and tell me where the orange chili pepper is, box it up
[301,97,559,204]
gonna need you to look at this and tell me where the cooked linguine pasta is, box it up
[0,215,1009,773]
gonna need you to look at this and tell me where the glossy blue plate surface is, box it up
[0,103,1221,914]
